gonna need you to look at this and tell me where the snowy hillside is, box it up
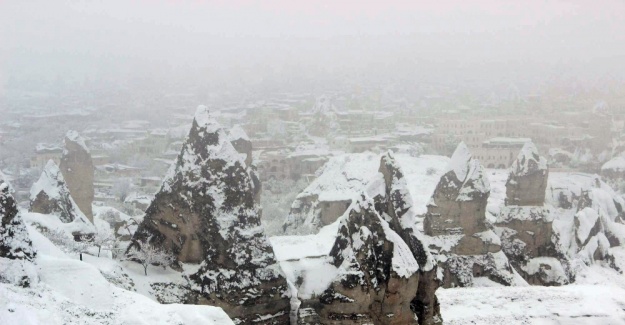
[0,224,234,325]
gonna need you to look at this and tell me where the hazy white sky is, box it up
[1,0,624,91]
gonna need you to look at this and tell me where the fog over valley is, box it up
[2,1,625,325]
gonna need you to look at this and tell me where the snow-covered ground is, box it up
[440,253,625,325]
[439,281,625,324]
[0,224,233,325]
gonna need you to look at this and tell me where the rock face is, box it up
[29,160,94,237]
[496,143,624,285]
[547,181,622,282]
[228,125,262,204]
[298,195,422,325]
[424,143,517,287]
[283,152,442,325]
[59,130,95,222]
[505,141,548,206]
[228,125,253,167]
[377,152,441,324]
[495,142,560,285]
[133,106,289,324]
[282,153,380,235]
[1,172,36,261]
[495,206,560,285]
[424,142,490,237]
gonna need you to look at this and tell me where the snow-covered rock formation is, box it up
[494,142,561,285]
[298,195,423,324]
[132,106,289,324]
[424,143,517,287]
[228,124,253,167]
[546,174,625,281]
[29,160,94,237]
[282,153,380,235]
[59,130,95,222]
[275,152,445,324]
[376,152,442,324]
[494,142,625,285]
[228,125,262,204]
[505,141,548,206]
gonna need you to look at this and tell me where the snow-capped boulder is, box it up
[298,195,422,324]
[59,130,95,222]
[133,106,289,324]
[1,172,36,286]
[29,160,94,237]
[424,143,517,287]
[505,141,548,206]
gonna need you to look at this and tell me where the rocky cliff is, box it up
[494,142,560,284]
[377,152,441,324]
[29,160,94,237]
[495,142,625,285]
[424,143,517,287]
[133,106,289,324]
[59,130,95,222]
[283,153,380,235]
[505,141,548,206]
[298,195,422,324]
[228,125,262,204]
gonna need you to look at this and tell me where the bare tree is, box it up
[83,229,114,257]
[112,178,132,202]
[126,239,174,275]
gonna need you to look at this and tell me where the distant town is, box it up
[2,83,624,215]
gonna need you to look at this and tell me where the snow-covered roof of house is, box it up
[483,137,531,145]
[602,156,625,172]
[35,143,62,154]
